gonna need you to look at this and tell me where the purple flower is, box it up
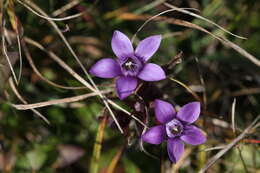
[142,100,206,163]
[89,30,166,100]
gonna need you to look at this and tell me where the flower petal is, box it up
[135,35,161,62]
[142,125,166,144]
[176,102,201,124]
[138,63,166,81]
[111,30,134,59]
[116,76,137,100]
[154,99,176,123]
[167,138,184,163]
[89,58,121,78]
[181,125,206,145]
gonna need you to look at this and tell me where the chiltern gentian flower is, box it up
[89,30,166,100]
[142,100,206,163]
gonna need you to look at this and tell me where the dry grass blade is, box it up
[169,77,202,102]
[16,34,22,83]
[21,0,124,134]
[52,0,81,17]
[2,27,18,84]
[24,37,147,129]
[134,0,166,14]
[222,38,260,67]
[12,89,112,110]
[8,78,50,124]
[195,57,207,108]
[107,99,148,128]
[89,116,108,173]
[17,0,83,21]
[120,9,260,67]
[21,39,85,90]
[231,98,236,134]
[131,8,196,43]
[24,37,149,133]
[203,145,226,152]
[231,87,260,96]
[198,114,260,173]
[20,0,91,80]
[106,146,124,173]
[164,3,260,67]
[164,3,246,40]
[7,0,23,84]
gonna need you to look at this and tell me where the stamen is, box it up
[123,59,137,71]
[166,118,184,137]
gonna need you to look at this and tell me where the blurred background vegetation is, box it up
[0,0,260,172]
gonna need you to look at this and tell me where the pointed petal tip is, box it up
[112,30,134,59]
[116,76,138,100]
[117,92,130,100]
[113,30,121,35]
[167,138,184,163]
[89,58,121,78]
[141,125,166,145]
[177,101,201,124]
[135,35,162,62]
[153,34,162,40]
[138,63,166,82]
[154,99,176,123]
[181,125,206,145]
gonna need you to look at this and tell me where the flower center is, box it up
[122,59,137,71]
[120,56,143,77]
[166,119,183,138]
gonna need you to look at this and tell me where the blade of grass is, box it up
[7,0,23,84]
[164,3,246,39]
[89,115,108,173]
[106,146,124,173]
[17,0,83,21]
[231,98,236,134]
[133,0,166,14]
[2,26,18,84]
[12,89,112,110]
[169,77,202,102]
[52,0,81,17]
